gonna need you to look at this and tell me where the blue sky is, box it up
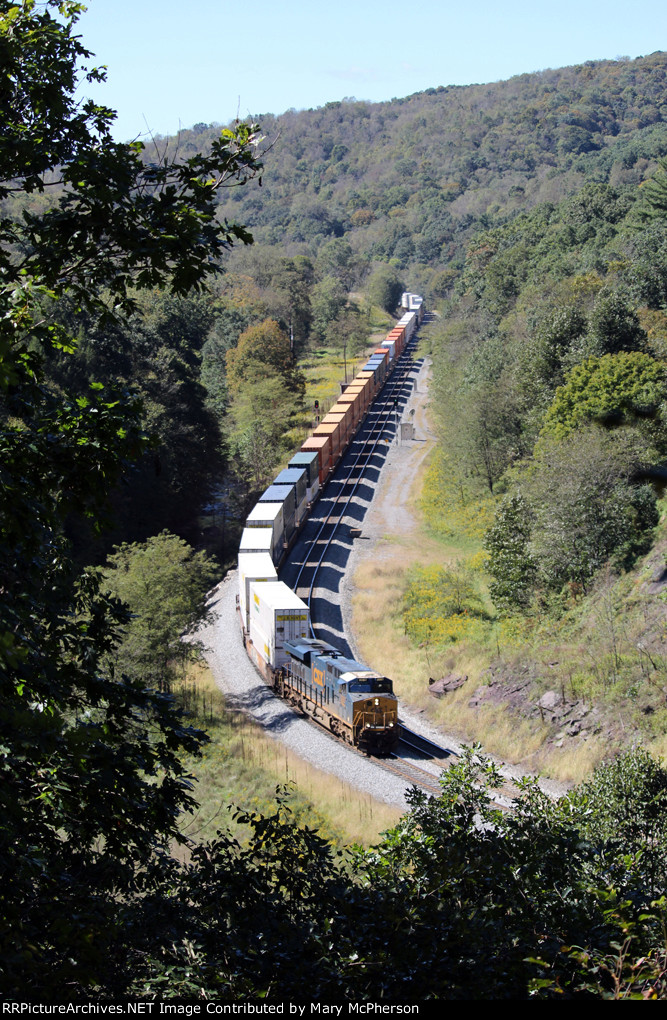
[76,0,667,142]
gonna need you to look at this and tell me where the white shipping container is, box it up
[382,338,397,363]
[397,311,417,339]
[238,553,278,633]
[400,292,424,320]
[245,502,285,563]
[409,294,424,319]
[249,581,310,668]
[239,527,273,555]
[248,617,272,669]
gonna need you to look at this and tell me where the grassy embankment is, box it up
[176,664,402,849]
[184,306,404,850]
[349,341,667,784]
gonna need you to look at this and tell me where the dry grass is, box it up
[348,445,496,711]
[178,663,402,848]
[351,543,496,722]
[350,549,658,783]
[351,563,619,782]
[543,737,618,784]
[349,445,499,717]
[430,693,549,762]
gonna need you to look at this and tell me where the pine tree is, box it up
[484,492,537,613]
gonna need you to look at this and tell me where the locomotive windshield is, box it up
[347,677,393,694]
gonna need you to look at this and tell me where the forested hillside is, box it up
[5,3,667,997]
[176,52,667,286]
[156,50,667,777]
[30,50,667,572]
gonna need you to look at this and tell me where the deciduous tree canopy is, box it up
[0,0,261,994]
[542,352,667,440]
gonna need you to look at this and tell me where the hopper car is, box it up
[236,294,425,754]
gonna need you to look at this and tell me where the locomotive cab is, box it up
[341,672,400,755]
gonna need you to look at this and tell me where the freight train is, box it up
[236,293,424,755]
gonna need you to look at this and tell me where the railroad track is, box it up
[381,727,518,808]
[399,726,456,764]
[374,752,444,797]
[283,337,422,639]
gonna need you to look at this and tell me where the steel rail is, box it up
[372,753,444,797]
[290,339,421,637]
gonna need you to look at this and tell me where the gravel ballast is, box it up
[197,570,412,809]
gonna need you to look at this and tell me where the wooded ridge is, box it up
[3,3,667,996]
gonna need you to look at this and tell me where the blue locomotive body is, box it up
[278,637,400,755]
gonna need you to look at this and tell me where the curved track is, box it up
[279,333,461,796]
[281,338,423,652]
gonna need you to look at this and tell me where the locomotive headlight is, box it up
[374,698,379,705]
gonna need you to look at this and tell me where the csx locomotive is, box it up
[278,638,399,755]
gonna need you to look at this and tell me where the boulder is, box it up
[428,673,468,697]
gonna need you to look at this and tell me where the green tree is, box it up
[465,378,524,492]
[310,274,348,341]
[228,375,301,488]
[635,156,667,224]
[35,289,230,554]
[542,352,667,442]
[102,532,218,690]
[484,492,537,613]
[315,237,358,289]
[577,287,648,360]
[258,255,314,355]
[366,263,404,312]
[452,332,528,493]
[528,429,659,592]
[523,306,588,391]
[571,747,667,898]
[200,287,270,424]
[0,0,260,996]
[225,318,299,395]
[224,318,305,487]
[113,747,667,1000]
[325,303,370,377]
[232,419,286,489]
